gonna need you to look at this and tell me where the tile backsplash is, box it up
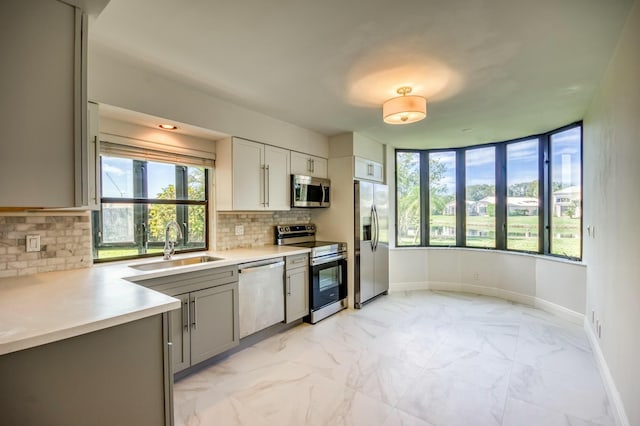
[0,214,92,278]
[216,211,312,250]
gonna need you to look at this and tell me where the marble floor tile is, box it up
[396,370,507,426]
[502,397,609,426]
[382,409,436,426]
[443,322,520,360]
[174,290,613,426]
[508,363,614,425]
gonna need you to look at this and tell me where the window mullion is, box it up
[456,150,465,247]
[176,166,188,246]
[541,135,550,254]
[495,144,507,250]
[420,152,429,246]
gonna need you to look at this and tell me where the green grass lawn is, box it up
[399,214,581,258]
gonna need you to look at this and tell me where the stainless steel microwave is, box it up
[291,175,330,208]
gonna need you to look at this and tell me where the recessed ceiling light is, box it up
[158,124,178,130]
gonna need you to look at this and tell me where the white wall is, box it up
[389,248,586,323]
[88,44,329,158]
[583,1,640,424]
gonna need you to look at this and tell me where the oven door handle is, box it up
[311,254,347,266]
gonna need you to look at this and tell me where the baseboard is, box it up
[534,297,584,325]
[390,281,583,325]
[584,319,629,426]
[389,281,429,292]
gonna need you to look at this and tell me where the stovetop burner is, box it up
[275,224,346,258]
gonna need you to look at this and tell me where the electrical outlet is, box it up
[473,272,480,281]
[234,225,244,236]
[26,235,41,252]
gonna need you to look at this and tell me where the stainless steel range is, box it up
[276,224,347,323]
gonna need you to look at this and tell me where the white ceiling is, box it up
[90,0,633,149]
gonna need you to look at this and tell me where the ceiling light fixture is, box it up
[158,124,178,130]
[382,86,427,125]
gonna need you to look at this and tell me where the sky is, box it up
[431,127,581,194]
[101,157,178,198]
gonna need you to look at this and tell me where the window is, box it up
[395,123,582,260]
[93,155,208,261]
[465,147,495,248]
[550,127,582,258]
[429,151,456,246]
[396,151,421,245]
[506,139,540,252]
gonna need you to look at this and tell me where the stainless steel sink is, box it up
[129,256,225,271]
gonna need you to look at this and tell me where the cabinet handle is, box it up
[265,164,270,207]
[367,163,374,176]
[183,299,189,331]
[261,165,266,206]
[191,299,197,329]
[307,158,312,173]
[287,276,291,296]
[311,159,315,173]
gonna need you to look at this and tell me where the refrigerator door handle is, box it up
[373,204,380,250]
[370,205,376,251]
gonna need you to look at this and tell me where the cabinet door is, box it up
[285,267,309,323]
[290,151,313,176]
[354,157,384,183]
[190,283,239,365]
[232,138,264,210]
[170,293,191,373]
[291,152,327,179]
[0,0,82,207]
[264,145,290,210]
[310,156,328,179]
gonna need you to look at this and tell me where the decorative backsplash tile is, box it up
[216,211,312,250]
[0,214,92,278]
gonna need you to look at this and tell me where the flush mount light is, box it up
[382,86,427,125]
[158,124,178,130]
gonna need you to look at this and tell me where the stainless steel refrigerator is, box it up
[354,180,389,308]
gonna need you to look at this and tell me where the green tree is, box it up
[466,184,495,202]
[148,167,206,245]
[396,153,448,244]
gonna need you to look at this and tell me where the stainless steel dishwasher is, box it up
[238,257,285,338]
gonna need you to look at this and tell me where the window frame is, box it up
[92,157,210,263]
[394,122,583,260]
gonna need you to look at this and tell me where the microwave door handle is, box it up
[321,184,326,206]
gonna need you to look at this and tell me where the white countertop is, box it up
[0,246,310,356]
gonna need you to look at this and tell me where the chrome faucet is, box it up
[163,221,183,260]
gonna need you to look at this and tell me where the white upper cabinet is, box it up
[354,157,384,183]
[0,0,90,208]
[290,151,328,178]
[217,137,290,211]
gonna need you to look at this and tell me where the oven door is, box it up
[310,257,347,311]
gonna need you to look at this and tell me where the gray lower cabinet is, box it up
[172,282,240,372]
[0,314,172,426]
[285,254,309,323]
[140,266,240,374]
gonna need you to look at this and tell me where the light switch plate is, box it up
[26,235,41,252]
